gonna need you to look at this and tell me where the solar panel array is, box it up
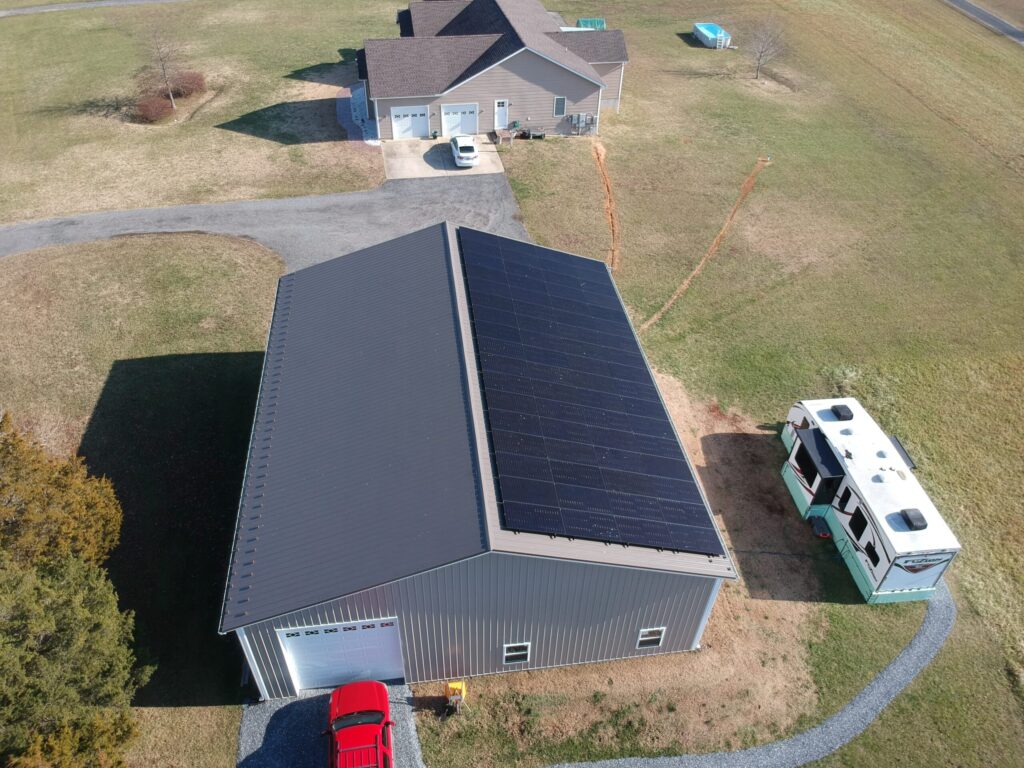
[458,229,726,558]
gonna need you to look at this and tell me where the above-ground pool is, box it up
[693,22,731,48]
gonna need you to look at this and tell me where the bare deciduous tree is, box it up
[139,32,183,109]
[748,19,786,80]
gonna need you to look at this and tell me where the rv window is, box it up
[813,475,842,504]
[850,507,868,540]
[793,444,819,485]
[864,541,880,567]
[838,487,852,510]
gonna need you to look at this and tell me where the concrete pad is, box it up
[382,135,504,180]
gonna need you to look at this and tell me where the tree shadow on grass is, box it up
[216,99,345,144]
[79,352,264,706]
[285,48,359,85]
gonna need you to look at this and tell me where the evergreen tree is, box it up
[0,414,121,566]
[0,556,149,767]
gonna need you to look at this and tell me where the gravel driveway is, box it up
[237,684,425,768]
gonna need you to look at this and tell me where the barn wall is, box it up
[238,552,720,699]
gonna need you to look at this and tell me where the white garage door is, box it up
[390,106,429,139]
[276,618,404,692]
[441,104,478,136]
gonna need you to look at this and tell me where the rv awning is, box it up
[795,428,845,479]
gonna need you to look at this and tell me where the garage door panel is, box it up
[391,106,429,139]
[277,618,404,691]
[442,104,478,136]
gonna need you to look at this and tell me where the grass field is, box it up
[0,0,390,223]
[486,0,1024,765]
[0,234,283,767]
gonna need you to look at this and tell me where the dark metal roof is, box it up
[547,29,628,63]
[219,225,487,633]
[366,0,607,98]
[795,427,845,479]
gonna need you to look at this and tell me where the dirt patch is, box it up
[591,139,621,272]
[414,374,822,759]
[639,157,771,333]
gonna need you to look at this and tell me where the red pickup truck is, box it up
[324,681,395,768]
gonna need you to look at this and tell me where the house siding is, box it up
[238,552,721,698]
[375,49,602,139]
[593,63,623,110]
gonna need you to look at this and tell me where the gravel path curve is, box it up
[0,176,529,272]
[0,0,185,18]
[557,580,956,768]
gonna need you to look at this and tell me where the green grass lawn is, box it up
[0,233,284,767]
[495,0,1024,765]
[0,0,390,223]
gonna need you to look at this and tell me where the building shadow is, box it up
[78,352,265,706]
[697,429,861,604]
[238,694,329,768]
[217,99,346,144]
[397,8,413,37]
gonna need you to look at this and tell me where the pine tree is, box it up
[0,414,122,566]
[0,557,149,767]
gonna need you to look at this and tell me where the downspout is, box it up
[617,63,625,114]
[689,578,723,650]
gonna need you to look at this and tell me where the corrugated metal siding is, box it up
[241,552,719,697]
[376,50,601,139]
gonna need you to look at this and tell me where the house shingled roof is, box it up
[366,0,612,99]
[546,29,628,63]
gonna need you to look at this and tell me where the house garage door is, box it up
[442,104,478,136]
[276,618,404,691]
[390,106,429,139]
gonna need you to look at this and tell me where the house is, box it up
[355,0,628,140]
[218,224,735,700]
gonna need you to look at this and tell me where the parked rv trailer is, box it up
[781,398,960,603]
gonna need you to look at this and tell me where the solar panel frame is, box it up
[458,229,727,558]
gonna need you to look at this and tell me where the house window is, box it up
[850,507,868,540]
[553,97,567,117]
[503,642,530,664]
[864,541,880,567]
[637,627,665,649]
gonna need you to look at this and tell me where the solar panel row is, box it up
[458,228,726,558]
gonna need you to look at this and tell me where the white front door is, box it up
[442,104,478,136]
[276,618,404,691]
[390,106,429,139]
[494,99,509,130]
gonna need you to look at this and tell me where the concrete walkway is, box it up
[0,0,185,18]
[0,176,529,272]
[942,0,1024,45]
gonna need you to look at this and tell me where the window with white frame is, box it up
[553,97,567,117]
[503,642,531,664]
[637,627,665,649]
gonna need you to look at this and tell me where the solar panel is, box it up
[458,229,727,558]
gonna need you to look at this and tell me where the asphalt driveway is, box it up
[0,175,528,272]
[382,137,505,180]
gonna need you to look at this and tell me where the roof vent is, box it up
[900,508,928,531]
[831,404,854,421]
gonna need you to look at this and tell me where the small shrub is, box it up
[170,71,206,98]
[590,691,607,705]
[135,96,172,123]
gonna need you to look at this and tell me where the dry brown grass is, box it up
[415,373,825,764]
[126,706,241,768]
